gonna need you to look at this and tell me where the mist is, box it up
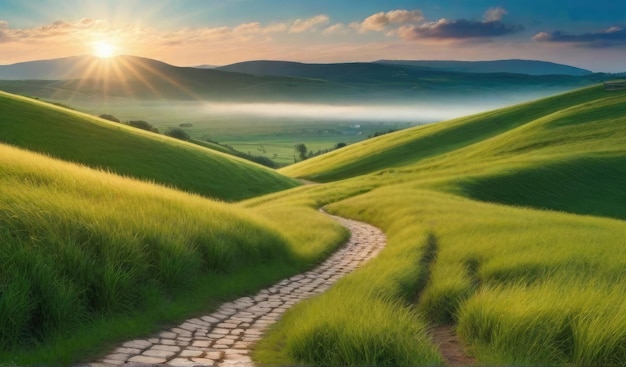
[201,97,536,123]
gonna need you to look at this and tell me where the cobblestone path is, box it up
[80,214,386,367]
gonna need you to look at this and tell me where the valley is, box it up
[1,41,625,367]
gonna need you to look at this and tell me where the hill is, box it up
[375,59,593,76]
[0,55,346,102]
[0,55,605,103]
[281,84,625,190]
[217,59,597,85]
[0,91,298,201]
[0,142,349,364]
[252,84,626,366]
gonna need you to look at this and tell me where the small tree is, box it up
[294,143,308,161]
[335,142,347,149]
[126,120,156,132]
[166,127,191,141]
[99,114,120,123]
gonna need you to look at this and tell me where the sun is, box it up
[93,41,116,58]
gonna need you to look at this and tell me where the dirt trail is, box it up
[77,213,386,367]
[430,324,477,366]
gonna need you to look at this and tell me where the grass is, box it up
[3,80,626,366]
[252,84,626,366]
[0,91,298,201]
[280,85,618,181]
[0,143,346,365]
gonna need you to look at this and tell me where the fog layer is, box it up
[202,101,512,123]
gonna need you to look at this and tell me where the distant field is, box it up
[49,99,419,165]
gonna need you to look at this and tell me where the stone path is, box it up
[79,213,386,367]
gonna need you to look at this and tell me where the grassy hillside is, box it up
[252,84,626,366]
[0,91,298,201]
[0,143,346,365]
[281,85,621,182]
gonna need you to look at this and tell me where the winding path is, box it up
[80,214,386,367]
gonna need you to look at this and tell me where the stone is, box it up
[152,344,180,352]
[113,347,141,354]
[201,316,220,323]
[127,355,167,364]
[179,349,203,357]
[159,331,178,339]
[166,358,196,366]
[191,357,216,364]
[142,348,177,358]
[102,354,128,362]
[191,340,211,348]
[122,340,152,350]
[100,359,125,366]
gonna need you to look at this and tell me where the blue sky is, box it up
[1,0,625,71]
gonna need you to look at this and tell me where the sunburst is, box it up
[93,41,116,58]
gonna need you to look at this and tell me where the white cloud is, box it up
[289,15,330,33]
[323,23,346,35]
[483,7,507,22]
[359,9,424,32]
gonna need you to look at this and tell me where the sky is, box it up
[1,0,625,72]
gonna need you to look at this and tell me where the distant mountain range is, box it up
[375,59,592,76]
[217,59,593,78]
[0,55,608,103]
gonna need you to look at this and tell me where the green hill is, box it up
[0,91,298,201]
[254,84,626,366]
[0,142,346,365]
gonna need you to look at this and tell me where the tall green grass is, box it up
[254,212,442,366]
[280,85,614,181]
[255,85,626,366]
[456,156,626,221]
[0,143,344,365]
[323,188,625,366]
[0,91,298,201]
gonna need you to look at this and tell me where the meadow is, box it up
[1,83,625,366]
[0,91,298,200]
[0,142,347,365]
[249,84,626,366]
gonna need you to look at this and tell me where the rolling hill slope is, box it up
[253,84,626,366]
[281,85,625,192]
[0,142,348,365]
[0,91,298,201]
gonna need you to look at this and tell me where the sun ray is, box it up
[93,41,116,58]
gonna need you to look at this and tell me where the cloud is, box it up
[357,9,424,32]
[397,8,522,40]
[483,7,507,22]
[533,26,626,47]
[323,23,347,35]
[289,15,329,33]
